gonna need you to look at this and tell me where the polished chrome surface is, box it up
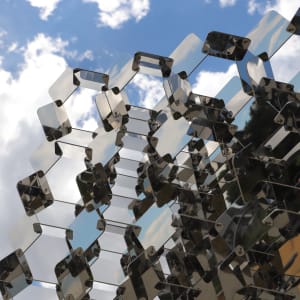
[2,7,300,300]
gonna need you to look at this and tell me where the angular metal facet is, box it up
[55,248,93,300]
[133,52,173,77]
[287,8,300,35]
[76,163,112,212]
[37,100,72,141]
[73,68,109,90]
[203,31,250,60]
[96,89,129,131]
[17,170,54,216]
[0,249,33,300]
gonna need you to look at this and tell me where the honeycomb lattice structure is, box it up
[1,7,300,300]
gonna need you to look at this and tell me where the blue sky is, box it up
[0,0,280,76]
[0,0,300,298]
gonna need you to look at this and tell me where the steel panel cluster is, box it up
[1,8,300,300]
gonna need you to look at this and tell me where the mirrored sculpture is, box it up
[1,7,300,300]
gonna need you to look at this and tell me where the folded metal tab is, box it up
[287,7,300,35]
[37,100,72,141]
[0,249,33,300]
[96,89,129,131]
[133,52,173,77]
[55,247,93,300]
[17,170,54,216]
[49,67,78,102]
[203,31,250,61]
[73,68,109,90]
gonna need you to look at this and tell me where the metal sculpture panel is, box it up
[1,8,300,300]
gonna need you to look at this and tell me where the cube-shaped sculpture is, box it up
[37,100,72,141]
[0,249,33,300]
[17,170,54,216]
[55,248,93,300]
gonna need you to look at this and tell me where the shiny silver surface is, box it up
[2,7,300,300]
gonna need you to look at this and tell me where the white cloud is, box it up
[82,0,150,29]
[247,0,266,15]
[7,42,18,53]
[131,73,165,108]
[52,48,95,62]
[0,29,7,39]
[78,49,94,61]
[219,0,237,7]
[0,33,71,258]
[265,0,299,19]
[26,0,61,20]
[247,0,299,19]
[0,34,68,147]
[204,0,237,8]
[0,33,68,156]
[192,64,238,97]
